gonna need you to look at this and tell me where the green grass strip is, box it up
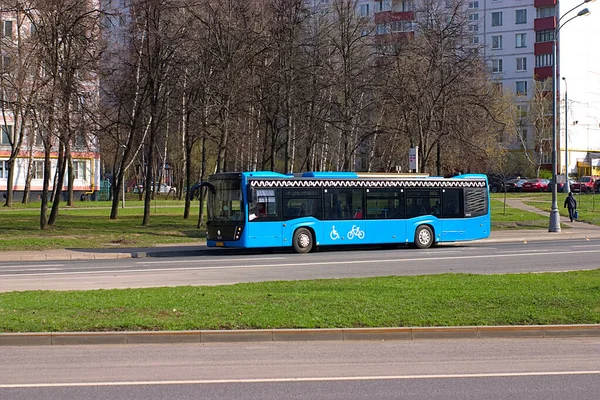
[1,271,599,332]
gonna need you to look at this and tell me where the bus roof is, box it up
[236,171,486,181]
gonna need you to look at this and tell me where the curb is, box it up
[2,325,599,346]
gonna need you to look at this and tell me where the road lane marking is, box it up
[0,264,65,269]
[571,244,600,248]
[2,370,599,388]
[2,248,600,278]
[0,268,62,272]
[137,257,287,264]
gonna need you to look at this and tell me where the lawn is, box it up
[0,199,204,251]
[522,192,600,225]
[1,270,599,332]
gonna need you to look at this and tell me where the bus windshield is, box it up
[207,178,244,222]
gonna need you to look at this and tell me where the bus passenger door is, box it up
[364,189,405,245]
[246,191,283,248]
[440,189,465,242]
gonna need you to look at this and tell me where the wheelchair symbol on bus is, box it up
[329,225,365,241]
[330,226,340,240]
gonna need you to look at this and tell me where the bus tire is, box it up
[293,228,313,254]
[414,225,434,249]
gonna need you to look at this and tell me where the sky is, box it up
[558,0,600,155]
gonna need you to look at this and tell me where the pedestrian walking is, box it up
[564,192,577,222]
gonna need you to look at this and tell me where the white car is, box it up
[134,183,175,194]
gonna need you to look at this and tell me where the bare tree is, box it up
[25,0,101,228]
[377,0,508,174]
[524,79,553,178]
[0,0,44,207]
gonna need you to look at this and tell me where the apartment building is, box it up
[309,0,598,176]
[0,3,102,202]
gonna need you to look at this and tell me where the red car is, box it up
[521,179,550,192]
[571,176,596,193]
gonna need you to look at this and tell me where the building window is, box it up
[536,7,555,19]
[470,35,480,44]
[536,30,554,43]
[378,0,392,11]
[516,9,527,24]
[0,160,8,179]
[32,160,44,179]
[468,1,479,9]
[491,35,502,49]
[360,4,369,16]
[1,125,12,144]
[468,24,479,32]
[535,53,553,67]
[516,57,527,71]
[2,20,13,39]
[515,33,526,48]
[493,82,503,93]
[492,59,503,73]
[1,55,12,73]
[540,147,551,164]
[517,105,528,118]
[401,0,410,12]
[469,13,479,21]
[516,81,528,96]
[491,12,502,27]
[520,128,528,145]
[391,20,413,32]
[73,160,87,180]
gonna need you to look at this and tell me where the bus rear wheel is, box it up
[293,228,313,254]
[414,225,434,249]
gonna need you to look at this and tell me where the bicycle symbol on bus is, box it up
[330,225,365,241]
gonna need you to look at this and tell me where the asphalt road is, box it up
[1,238,599,291]
[1,338,599,399]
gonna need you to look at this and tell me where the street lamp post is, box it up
[562,77,569,193]
[549,6,592,232]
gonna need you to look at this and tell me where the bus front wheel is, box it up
[414,225,434,249]
[293,228,313,254]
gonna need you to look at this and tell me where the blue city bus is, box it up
[204,171,490,253]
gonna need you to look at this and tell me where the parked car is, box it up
[557,179,577,192]
[571,176,596,193]
[505,178,528,192]
[521,179,550,192]
[488,176,528,193]
[488,176,504,193]
[133,183,175,194]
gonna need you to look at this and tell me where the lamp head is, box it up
[577,8,591,16]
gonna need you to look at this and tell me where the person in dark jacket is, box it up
[564,192,577,222]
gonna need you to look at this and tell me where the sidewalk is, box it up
[2,199,600,262]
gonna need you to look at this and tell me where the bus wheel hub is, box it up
[298,233,310,248]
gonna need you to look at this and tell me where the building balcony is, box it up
[374,11,414,24]
[534,0,556,7]
[534,41,553,55]
[374,31,415,43]
[534,16,556,31]
[535,66,552,80]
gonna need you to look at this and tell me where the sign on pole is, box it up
[409,147,419,173]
